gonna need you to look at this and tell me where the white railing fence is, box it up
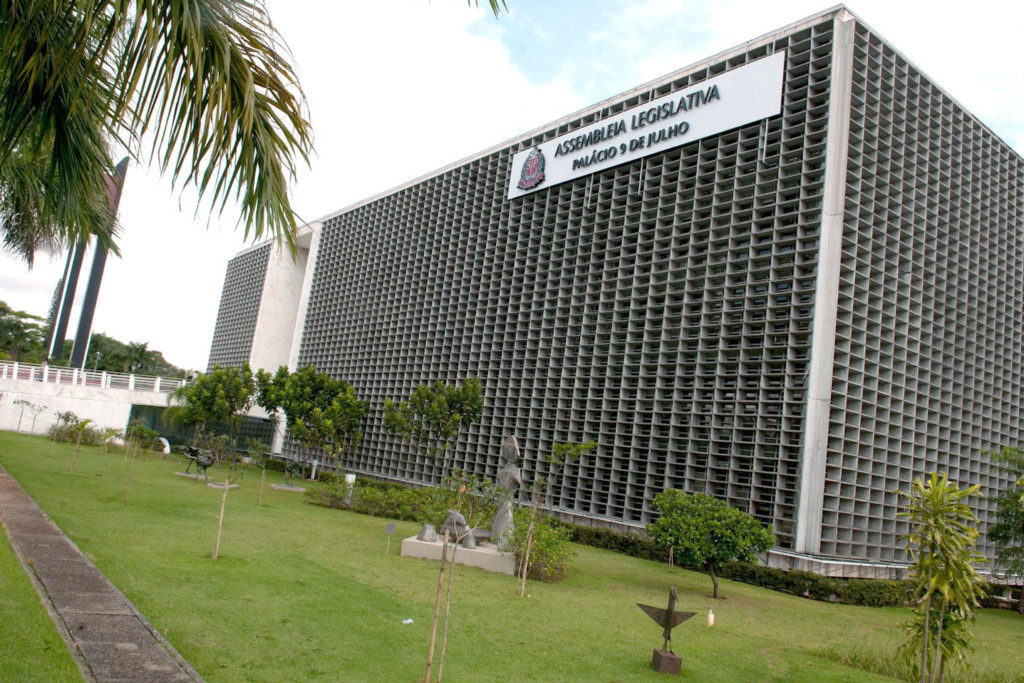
[0,361,188,394]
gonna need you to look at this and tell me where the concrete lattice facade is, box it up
[208,7,1023,566]
[207,243,271,372]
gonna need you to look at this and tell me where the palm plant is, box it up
[123,341,150,374]
[898,472,987,683]
[1,0,314,263]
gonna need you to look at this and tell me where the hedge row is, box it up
[717,563,916,607]
[307,478,574,579]
[307,477,465,529]
[305,477,997,608]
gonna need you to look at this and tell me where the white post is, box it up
[128,374,135,390]
[155,377,162,393]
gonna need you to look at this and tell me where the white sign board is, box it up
[507,51,786,199]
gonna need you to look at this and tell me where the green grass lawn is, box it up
[0,489,82,682]
[1,431,1022,682]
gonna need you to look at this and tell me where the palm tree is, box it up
[0,2,510,265]
[0,0,314,264]
[899,473,987,683]
[124,341,150,374]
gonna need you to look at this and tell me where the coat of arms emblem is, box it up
[517,147,546,190]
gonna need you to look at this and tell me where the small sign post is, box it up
[386,523,397,556]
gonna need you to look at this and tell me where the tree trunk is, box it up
[425,529,450,683]
[520,504,538,597]
[71,432,82,472]
[258,465,266,507]
[920,595,931,683]
[124,442,139,504]
[929,603,946,683]
[437,539,460,682]
[212,479,229,559]
[708,561,720,599]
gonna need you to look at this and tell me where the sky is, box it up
[2,0,1022,372]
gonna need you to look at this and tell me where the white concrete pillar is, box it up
[794,10,856,555]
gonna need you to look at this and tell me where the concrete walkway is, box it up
[0,464,202,682]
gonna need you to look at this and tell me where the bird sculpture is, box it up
[637,587,696,653]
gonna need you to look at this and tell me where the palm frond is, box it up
[0,0,312,259]
[115,0,312,251]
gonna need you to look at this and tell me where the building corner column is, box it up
[794,10,856,554]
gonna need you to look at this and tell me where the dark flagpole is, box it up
[46,240,87,360]
[70,158,129,369]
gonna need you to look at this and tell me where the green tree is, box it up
[255,365,365,478]
[28,403,47,433]
[165,364,256,445]
[898,472,986,683]
[0,0,313,263]
[70,418,93,472]
[986,447,1024,613]
[81,332,184,376]
[122,341,150,374]
[51,410,78,446]
[542,440,596,507]
[320,386,370,473]
[647,489,774,599]
[245,437,271,507]
[0,301,46,361]
[384,378,484,484]
[13,398,31,432]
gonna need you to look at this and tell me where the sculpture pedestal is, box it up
[400,536,516,575]
[651,649,681,675]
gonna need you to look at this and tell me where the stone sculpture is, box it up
[441,509,476,549]
[492,435,522,550]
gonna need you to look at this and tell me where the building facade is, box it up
[208,7,1024,570]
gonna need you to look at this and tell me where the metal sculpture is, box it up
[637,587,695,653]
[184,446,214,481]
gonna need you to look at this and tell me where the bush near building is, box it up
[302,476,974,605]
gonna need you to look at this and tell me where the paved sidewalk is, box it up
[0,464,202,682]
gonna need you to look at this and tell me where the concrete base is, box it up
[401,536,516,575]
[270,483,306,492]
[206,482,239,490]
[651,649,681,675]
[173,472,211,481]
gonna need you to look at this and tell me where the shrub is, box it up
[305,478,922,605]
[46,421,104,446]
[307,478,460,527]
[306,477,351,509]
[840,579,916,607]
[510,509,574,581]
[557,522,667,562]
